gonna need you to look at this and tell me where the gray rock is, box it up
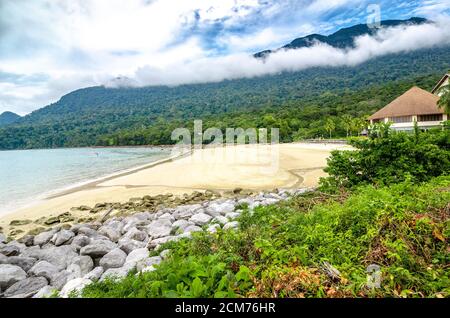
[34,229,58,246]
[204,208,221,217]
[77,227,99,238]
[103,219,124,233]
[33,285,57,298]
[19,246,42,259]
[90,221,102,230]
[28,261,59,282]
[141,265,156,273]
[0,264,27,289]
[159,249,170,260]
[4,276,48,298]
[124,227,148,242]
[189,213,212,226]
[7,256,37,272]
[223,221,239,230]
[172,204,201,219]
[98,226,121,243]
[237,198,255,206]
[71,235,91,251]
[0,253,7,264]
[207,224,221,234]
[248,202,262,210]
[0,234,6,244]
[121,217,140,234]
[83,267,104,282]
[18,235,35,247]
[159,213,175,222]
[99,248,127,270]
[73,255,94,276]
[259,198,279,206]
[60,278,92,298]
[132,212,152,221]
[100,264,133,281]
[136,256,162,272]
[38,245,78,271]
[0,244,20,256]
[70,223,91,234]
[118,238,146,254]
[124,248,149,268]
[147,236,178,249]
[50,270,74,290]
[213,216,228,225]
[172,219,190,231]
[146,219,172,239]
[80,240,116,258]
[7,240,27,251]
[225,212,240,220]
[66,264,83,278]
[264,193,283,200]
[177,232,193,239]
[207,201,235,216]
[53,230,75,246]
[183,225,202,234]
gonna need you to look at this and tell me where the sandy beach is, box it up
[0,142,351,233]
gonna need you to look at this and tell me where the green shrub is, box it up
[321,128,450,190]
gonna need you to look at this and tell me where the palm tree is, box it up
[342,115,352,137]
[437,86,450,115]
[353,116,368,136]
[324,118,335,139]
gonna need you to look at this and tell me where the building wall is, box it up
[369,114,448,131]
[436,77,449,96]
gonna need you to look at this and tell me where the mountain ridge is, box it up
[254,17,428,58]
[0,111,21,127]
[0,17,449,150]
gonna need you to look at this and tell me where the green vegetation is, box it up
[1,46,449,149]
[0,111,21,127]
[321,126,450,189]
[82,176,450,298]
[438,86,450,114]
[82,130,450,298]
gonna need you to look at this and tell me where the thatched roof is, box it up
[431,74,449,94]
[369,87,443,120]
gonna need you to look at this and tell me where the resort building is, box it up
[432,73,449,95]
[368,84,448,132]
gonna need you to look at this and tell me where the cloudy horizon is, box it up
[1,0,450,115]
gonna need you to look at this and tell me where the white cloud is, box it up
[0,0,450,115]
[119,19,450,88]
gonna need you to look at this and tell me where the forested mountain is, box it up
[0,112,21,127]
[0,17,449,150]
[254,17,427,57]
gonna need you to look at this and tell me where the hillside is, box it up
[254,17,428,58]
[0,111,21,127]
[0,18,449,149]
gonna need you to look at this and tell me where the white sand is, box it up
[0,142,351,232]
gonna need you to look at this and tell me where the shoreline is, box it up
[0,147,176,215]
[0,142,352,235]
[0,144,176,152]
[45,149,188,200]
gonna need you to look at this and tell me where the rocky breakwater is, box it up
[0,188,309,298]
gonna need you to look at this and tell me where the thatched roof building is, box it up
[368,87,442,121]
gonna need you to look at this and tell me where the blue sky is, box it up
[0,0,450,115]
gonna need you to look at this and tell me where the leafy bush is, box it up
[82,176,450,298]
[321,128,450,190]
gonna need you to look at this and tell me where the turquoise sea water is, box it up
[0,147,171,214]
